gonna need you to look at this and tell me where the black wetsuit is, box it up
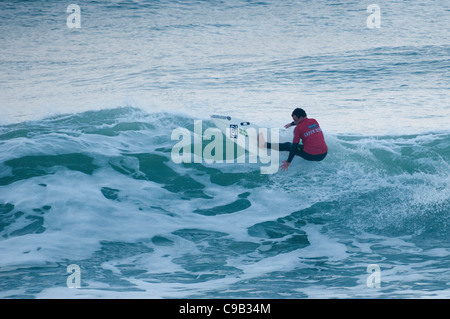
[267,142,327,162]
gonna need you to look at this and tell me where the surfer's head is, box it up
[292,108,306,124]
[292,108,307,119]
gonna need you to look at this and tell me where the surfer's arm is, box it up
[284,121,296,129]
[286,143,299,163]
[280,143,298,171]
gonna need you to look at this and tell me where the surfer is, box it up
[259,108,328,171]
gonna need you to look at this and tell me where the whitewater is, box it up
[0,0,449,298]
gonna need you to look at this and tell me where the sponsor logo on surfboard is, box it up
[230,124,238,139]
[211,114,231,121]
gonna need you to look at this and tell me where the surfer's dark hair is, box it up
[292,108,307,118]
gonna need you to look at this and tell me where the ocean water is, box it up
[0,0,449,299]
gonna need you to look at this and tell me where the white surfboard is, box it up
[210,114,280,174]
[210,114,264,156]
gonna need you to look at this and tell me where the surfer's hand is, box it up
[280,161,290,171]
[284,122,292,129]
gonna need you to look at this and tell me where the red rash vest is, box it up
[293,118,328,155]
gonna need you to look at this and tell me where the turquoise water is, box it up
[0,1,449,298]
